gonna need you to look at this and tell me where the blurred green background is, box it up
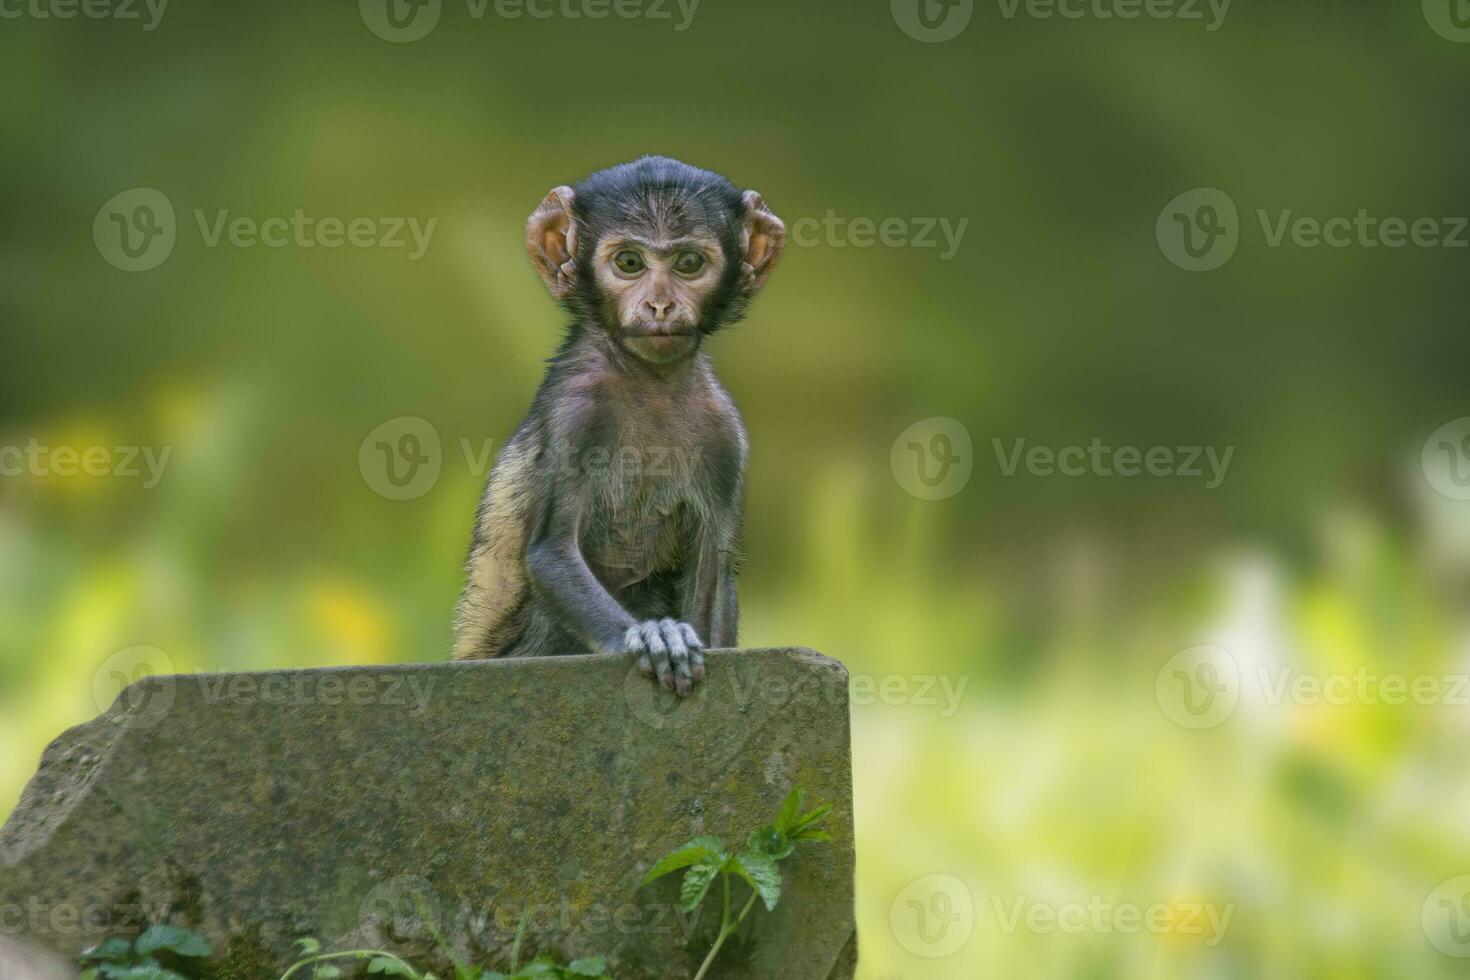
[4,0,1470,976]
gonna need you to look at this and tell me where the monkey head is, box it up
[524,156,785,365]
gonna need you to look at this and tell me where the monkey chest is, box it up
[583,479,692,588]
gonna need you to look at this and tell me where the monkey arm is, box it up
[680,519,741,649]
[524,496,637,656]
[710,553,739,648]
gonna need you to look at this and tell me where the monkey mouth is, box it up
[621,326,694,337]
[619,326,699,361]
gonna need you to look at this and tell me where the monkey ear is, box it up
[738,190,785,294]
[525,186,579,299]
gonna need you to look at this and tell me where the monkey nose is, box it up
[646,299,672,320]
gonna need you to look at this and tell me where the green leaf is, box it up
[482,973,509,980]
[748,826,793,860]
[454,964,484,980]
[295,937,321,956]
[80,938,135,963]
[789,802,832,836]
[679,857,723,913]
[315,966,342,978]
[775,787,804,833]
[566,957,606,976]
[730,851,783,911]
[367,956,421,977]
[514,961,560,976]
[641,835,725,885]
[792,827,832,843]
[79,970,100,980]
[107,967,191,980]
[135,925,212,958]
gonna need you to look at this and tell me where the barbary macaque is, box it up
[451,156,785,696]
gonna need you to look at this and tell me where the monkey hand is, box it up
[623,619,705,697]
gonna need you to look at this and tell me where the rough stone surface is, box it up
[0,649,855,979]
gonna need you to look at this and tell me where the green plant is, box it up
[280,913,611,980]
[78,925,213,980]
[640,787,832,980]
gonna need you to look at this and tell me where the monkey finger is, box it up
[623,625,646,653]
[673,669,693,697]
[640,621,668,656]
[659,618,689,659]
[676,622,704,650]
[636,653,655,678]
[638,621,675,690]
[690,648,706,683]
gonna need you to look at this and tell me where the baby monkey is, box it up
[451,156,785,696]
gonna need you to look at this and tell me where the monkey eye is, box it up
[613,249,646,275]
[673,251,707,276]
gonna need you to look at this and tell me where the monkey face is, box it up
[523,157,787,362]
[590,231,727,363]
